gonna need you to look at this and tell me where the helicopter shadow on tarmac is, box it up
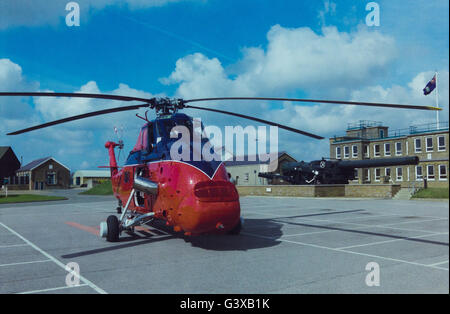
[148,218,284,251]
[61,217,283,260]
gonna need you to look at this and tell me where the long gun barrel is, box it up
[337,156,419,168]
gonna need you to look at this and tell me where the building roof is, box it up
[72,170,111,178]
[224,151,294,167]
[17,157,70,172]
[0,146,11,160]
[332,121,449,144]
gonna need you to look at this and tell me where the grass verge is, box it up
[0,194,67,204]
[412,187,449,199]
[79,180,113,195]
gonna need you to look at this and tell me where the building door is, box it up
[34,181,39,190]
[40,182,44,190]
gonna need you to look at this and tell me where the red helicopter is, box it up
[0,92,441,242]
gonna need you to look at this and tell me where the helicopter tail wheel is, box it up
[106,215,120,242]
[228,217,244,235]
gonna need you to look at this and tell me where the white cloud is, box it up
[0,58,158,170]
[161,25,447,160]
[164,25,397,99]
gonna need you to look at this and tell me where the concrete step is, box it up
[393,188,413,200]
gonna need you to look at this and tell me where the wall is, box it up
[226,164,268,186]
[237,184,402,198]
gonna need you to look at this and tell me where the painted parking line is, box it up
[241,231,449,271]
[0,259,51,267]
[428,260,449,267]
[0,244,28,248]
[336,232,449,250]
[0,221,107,294]
[246,210,446,234]
[17,284,89,294]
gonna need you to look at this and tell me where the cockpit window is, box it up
[161,118,207,141]
[132,125,149,152]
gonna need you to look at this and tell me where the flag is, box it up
[423,74,436,95]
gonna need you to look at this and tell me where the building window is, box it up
[336,147,341,159]
[384,143,391,156]
[374,144,380,157]
[439,165,447,180]
[49,164,53,170]
[354,169,359,180]
[352,145,358,158]
[395,142,402,155]
[427,165,435,181]
[47,172,57,185]
[374,168,381,182]
[244,173,249,182]
[416,166,423,181]
[364,145,369,158]
[426,137,433,152]
[415,138,422,153]
[396,167,403,181]
[344,146,350,158]
[364,169,370,182]
[438,136,446,151]
[385,168,391,181]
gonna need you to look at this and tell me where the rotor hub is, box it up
[150,98,185,116]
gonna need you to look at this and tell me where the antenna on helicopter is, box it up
[114,126,124,161]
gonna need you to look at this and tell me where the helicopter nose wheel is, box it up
[100,215,120,242]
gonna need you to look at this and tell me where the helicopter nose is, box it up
[178,193,240,234]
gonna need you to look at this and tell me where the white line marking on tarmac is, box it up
[241,231,449,271]
[245,210,445,234]
[428,260,449,267]
[0,221,107,294]
[336,232,449,250]
[0,259,51,267]
[17,284,89,294]
[0,244,28,248]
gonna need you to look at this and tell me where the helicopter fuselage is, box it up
[106,113,241,235]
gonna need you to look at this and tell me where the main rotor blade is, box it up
[0,92,154,103]
[186,105,324,140]
[183,97,442,111]
[7,104,149,135]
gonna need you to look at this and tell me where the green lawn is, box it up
[412,188,449,199]
[0,194,67,204]
[79,180,114,195]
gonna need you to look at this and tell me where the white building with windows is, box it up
[72,170,111,188]
[330,120,448,188]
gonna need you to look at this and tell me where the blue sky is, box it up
[0,0,448,171]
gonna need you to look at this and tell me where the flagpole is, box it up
[435,71,439,129]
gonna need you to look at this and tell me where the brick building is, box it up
[329,120,448,188]
[11,157,71,190]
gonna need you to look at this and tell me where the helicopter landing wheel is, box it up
[106,215,120,242]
